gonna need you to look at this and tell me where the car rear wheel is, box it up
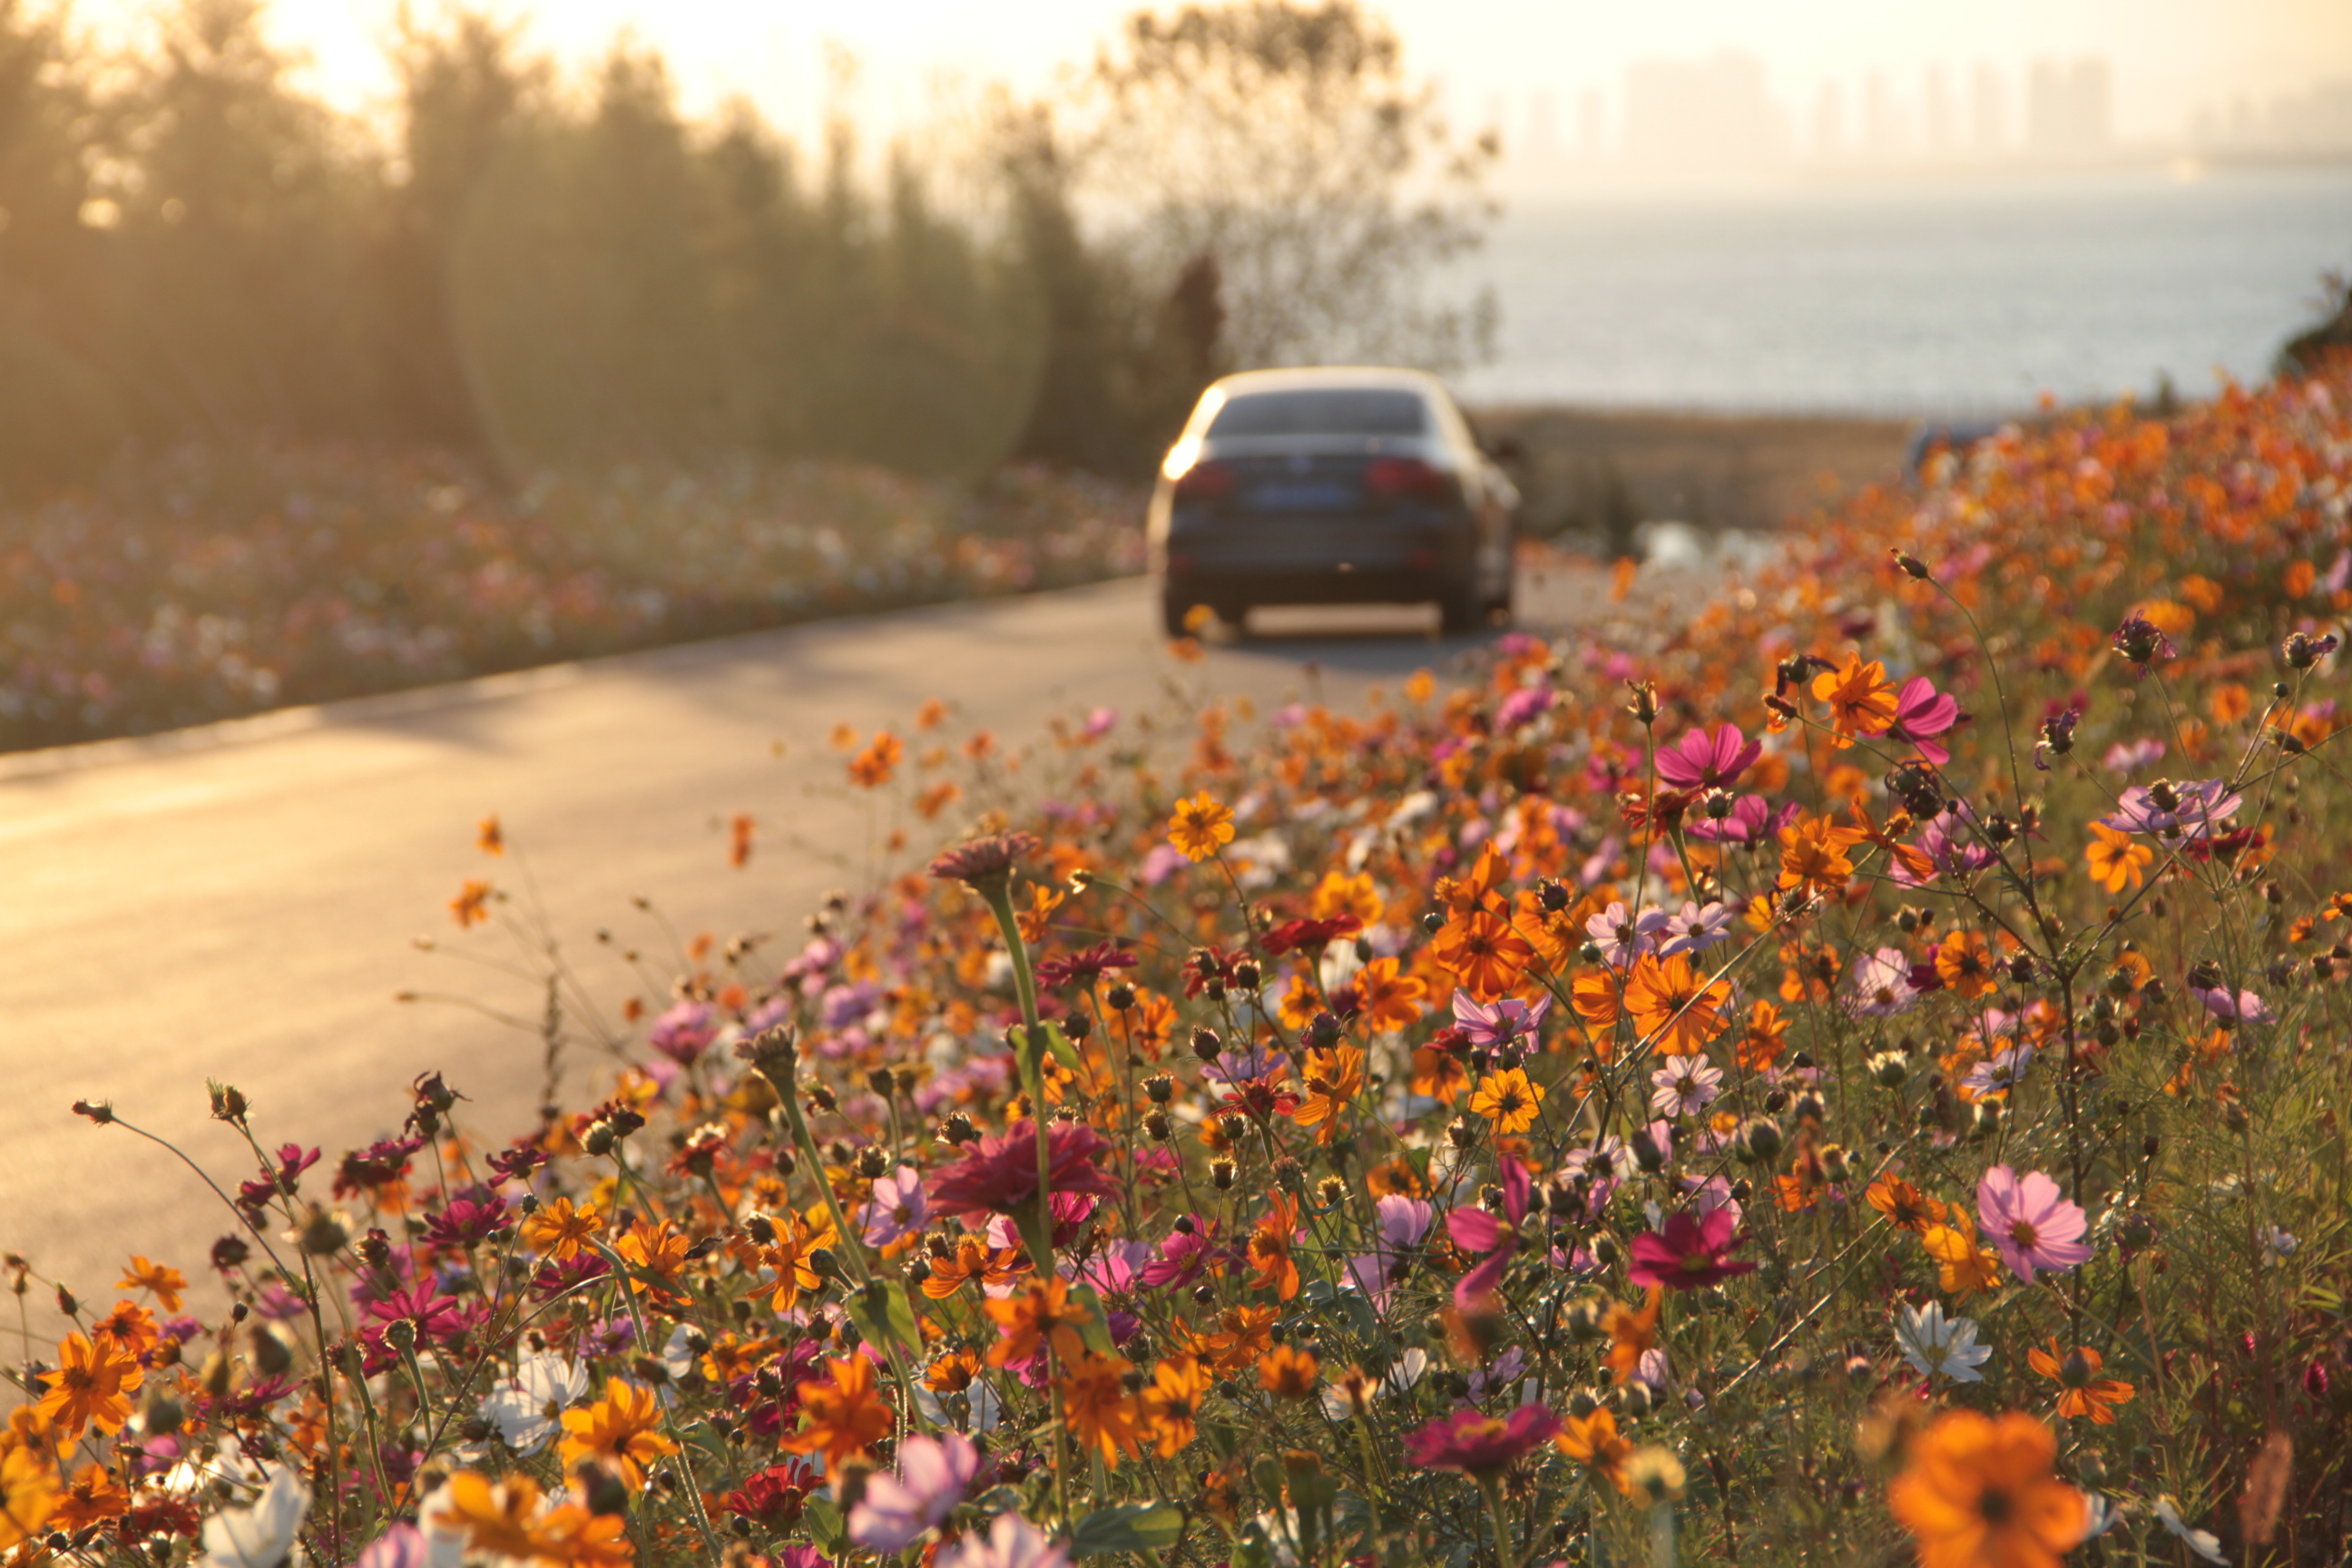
[1437,573,1481,635]
[1161,583,1201,640]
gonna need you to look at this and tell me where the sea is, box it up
[1451,163,2352,417]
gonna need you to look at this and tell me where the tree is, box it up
[1073,0,1498,371]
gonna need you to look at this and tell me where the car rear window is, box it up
[1206,388,1429,437]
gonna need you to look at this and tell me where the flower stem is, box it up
[1480,1475,1519,1568]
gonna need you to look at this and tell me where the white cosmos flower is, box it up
[200,1465,311,1568]
[1894,1301,1993,1384]
[479,1349,591,1454]
[2154,1496,2227,1564]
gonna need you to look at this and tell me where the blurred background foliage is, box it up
[0,0,1498,495]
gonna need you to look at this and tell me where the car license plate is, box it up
[1249,482,1352,511]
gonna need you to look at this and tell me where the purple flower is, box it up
[423,1194,509,1250]
[647,1000,719,1064]
[2113,613,2178,671]
[1650,1058,1722,1118]
[1655,724,1761,790]
[859,1167,929,1249]
[1891,805,1994,887]
[2189,984,2268,1024]
[1655,900,1732,957]
[1451,991,1552,1049]
[2101,779,2243,842]
[2103,738,2165,773]
[1976,1166,2091,1282]
[1583,901,1667,966]
[1886,676,1961,765]
[847,1432,982,1554]
[935,1513,1070,1568]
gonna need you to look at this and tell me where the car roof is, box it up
[1205,367,1448,399]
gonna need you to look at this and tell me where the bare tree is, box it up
[1073,1,1499,371]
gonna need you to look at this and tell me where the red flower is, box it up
[1403,1402,1563,1476]
[927,1121,1120,1220]
[1627,1207,1759,1290]
[1259,916,1361,957]
[926,831,1040,889]
[1034,943,1140,990]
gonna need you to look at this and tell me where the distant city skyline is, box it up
[54,0,2352,189]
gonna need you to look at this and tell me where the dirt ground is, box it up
[1467,404,1920,545]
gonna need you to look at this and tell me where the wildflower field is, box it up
[15,361,2352,1568]
[0,449,1145,754]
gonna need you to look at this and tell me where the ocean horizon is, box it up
[1451,162,2352,418]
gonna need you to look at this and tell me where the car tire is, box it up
[1438,573,1481,635]
[1161,583,1200,640]
[1485,563,1516,625]
[1215,603,1250,636]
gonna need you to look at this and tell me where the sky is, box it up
[63,0,2352,150]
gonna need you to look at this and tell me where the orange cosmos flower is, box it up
[1410,1042,1470,1103]
[451,878,494,928]
[848,731,903,788]
[36,1334,143,1438]
[1469,1067,1545,1135]
[518,1197,604,1262]
[436,1472,547,1561]
[1810,651,1899,743]
[2025,1340,2137,1425]
[984,1276,1092,1367]
[1429,911,1534,998]
[1601,1289,1662,1386]
[1555,1407,1634,1496]
[1246,1192,1302,1300]
[0,1448,59,1551]
[49,1463,126,1532]
[922,1235,1028,1299]
[1867,1177,1947,1234]
[87,1301,160,1359]
[1291,1046,1366,1144]
[1736,999,1791,1071]
[1934,931,1997,999]
[757,1209,841,1314]
[1309,869,1383,925]
[1258,1344,1319,1399]
[527,1501,635,1568]
[1060,1350,1142,1465]
[1138,1357,1210,1457]
[1167,792,1236,861]
[1354,956,1426,1032]
[117,1257,186,1313]
[1919,1212,2004,1300]
[1569,966,1622,1031]
[1888,1410,2087,1568]
[780,1356,894,1476]
[558,1378,681,1489]
[2084,823,2153,893]
[1623,953,1730,1056]
[613,1217,690,1304]
[1778,816,1867,895]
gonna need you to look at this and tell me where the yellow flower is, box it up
[558,1379,681,1490]
[1469,1068,1545,1135]
[0,1447,59,1551]
[2083,822,2152,893]
[780,1356,895,1477]
[1810,651,1899,742]
[1167,792,1236,861]
[1138,1357,1209,1458]
[1920,1212,2004,1299]
[1888,1410,2087,1568]
[36,1333,143,1439]
[1290,1046,1366,1144]
[116,1256,186,1313]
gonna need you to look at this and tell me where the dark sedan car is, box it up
[1148,368,1518,637]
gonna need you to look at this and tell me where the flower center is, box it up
[2010,1220,2040,1249]
[1978,1485,2014,1525]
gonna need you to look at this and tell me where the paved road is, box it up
[0,561,1681,1324]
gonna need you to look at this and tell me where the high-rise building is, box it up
[1810,80,1846,161]
[2026,56,2113,159]
[1620,52,1786,173]
[1923,64,1955,154]
[1970,62,2009,153]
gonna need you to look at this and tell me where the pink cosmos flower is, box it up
[1886,676,1961,765]
[2189,985,2268,1024]
[1452,992,1551,1049]
[1583,901,1668,966]
[859,1167,929,1249]
[1627,1207,1758,1290]
[848,1431,983,1553]
[1976,1166,2091,1282]
[1402,1402,1563,1476]
[1446,1157,1532,1310]
[1345,1194,1435,1303]
[1847,946,1921,1016]
[1684,794,1801,847]
[935,1513,1069,1568]
[1655,724,1762,790]
[646,999,719,1063]
[927,1122,1120,1220]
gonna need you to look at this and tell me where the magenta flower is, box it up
[2100,779,2243,842]
[927,1121,1120,1220]
[1402,1401,1563,1475]
[1446,1157,1532,1310]
[1345,1193,1435,1302]
[646,999,718,1064]
[1976,1166,2091,1282]
[1684,794,1800,847]
[1140,1216,1229,1290]
[1627,1207,1759,1290]
[1655,723,1762,790]
[2189,984,2268,1024]
[1886,676,1961,765]
[847,1431,982,1553]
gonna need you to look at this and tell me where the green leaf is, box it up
[1071,1503,1184,1558]
[1037,1020,1082,1070]
[1070,1282,1117,1356]
[845,1279,922,1360]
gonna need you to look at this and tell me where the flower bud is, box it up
[1735,1119,1783,1163]
[1191,1026,1222,1062]
[1890,548,1931,581]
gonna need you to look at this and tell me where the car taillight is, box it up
[1366,456,1451,504]
[1172,461,1237,504]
